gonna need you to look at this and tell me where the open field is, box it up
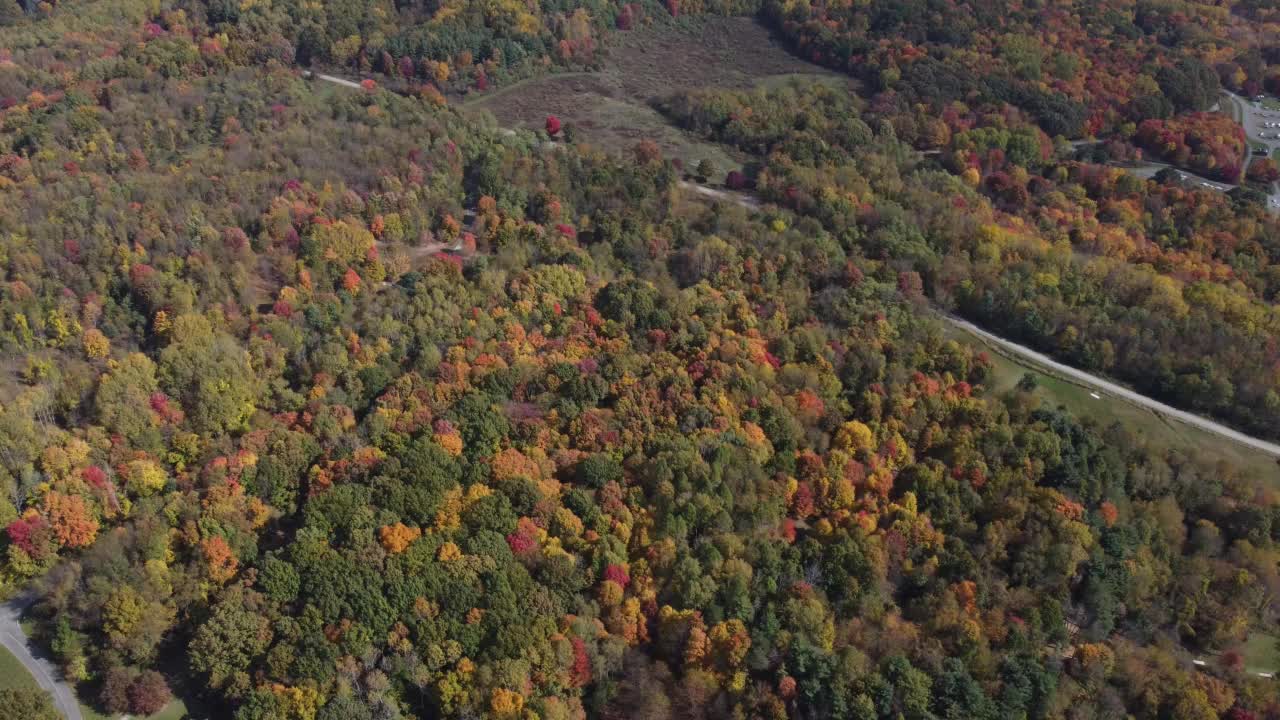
[0,645,41,692]
[944,322,1280,482]
[79,700,190,720]
[1244,632,1280,674]
[1218,92,1239,122]
[465,17,844,172]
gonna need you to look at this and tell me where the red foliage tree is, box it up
[617,4,636,30]
[99,667,133,714]
[569,636,591,687]
[82,465,109,489]
[603,563,630,589]
[1246,158,1279,184]
[128,671,171,715]
[545,115,562,136]
[6,514,51,556]
[506,532,536,555]
[1220,649,1245,672]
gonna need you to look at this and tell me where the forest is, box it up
[1,0,1280,720]
[661,80,1280,440]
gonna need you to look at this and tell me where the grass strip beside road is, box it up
[944,321,1280,481]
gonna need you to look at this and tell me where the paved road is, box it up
[1120,160,1236,191]
[1069,93,1280,212]
[307,67,1280,459]
[1223,91,1280,211]
[0,593,82,719]
[950,316,1280,458]
[674,179,1280,458]
[303,70,363,90]
[1225,91,1280,154]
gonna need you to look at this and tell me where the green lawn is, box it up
[79,699,190,720]
[1221,91,1244,122]
[1261,97,1280,111]
[1243,632,1280,674]
[8,619,194,720]
[944,322,1280,482]
[12,615,192,720]
[0,645,41,692]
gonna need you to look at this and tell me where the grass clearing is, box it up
[470,34,1280,482]
[943,322,1280,482]
[79,698,190,720]
[1262,97,1280,111]
[0,645,40,693]
[465,17,845,170]
[1244,632,1280,674]
[469,72,741,173]
[7,618,191,720]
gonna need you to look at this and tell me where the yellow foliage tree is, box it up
[434,431,463,457]
[103,586,145,646]
[126,459,168,497]
[437,541,462,562]
[379,523,422,554]
[490,688,524,718]
[835,420,875,453]
[82,328,109,359]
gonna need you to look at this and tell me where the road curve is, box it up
[950,315,1280,458]
[305,67,1280,460]
[0,593,82,719]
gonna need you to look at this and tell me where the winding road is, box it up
[670,178,1280,458]
[1,593,82,719]
[1223,91,1280,211]
[306,69,1280,460]
[949,317,1280,458]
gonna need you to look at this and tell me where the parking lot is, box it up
[1218,93,1280,212]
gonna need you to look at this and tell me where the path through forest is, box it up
[308,70,1280,461]
[0,593,82,720]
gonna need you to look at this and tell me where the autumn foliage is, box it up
[2,4,1280,720]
